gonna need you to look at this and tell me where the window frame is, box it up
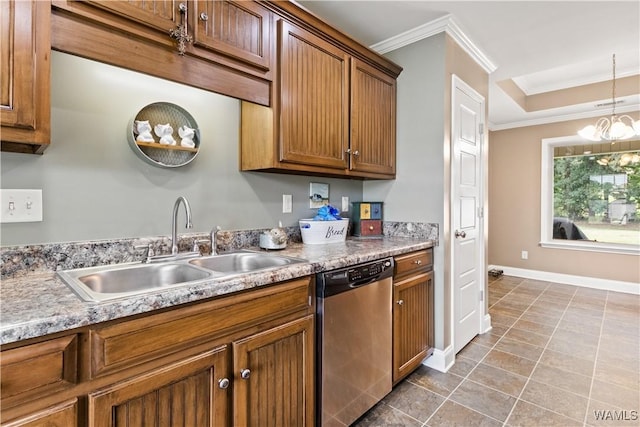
[540,136,640,255]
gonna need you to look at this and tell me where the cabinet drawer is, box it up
[0,335,78,401]
[90,277,311,377]
[354,220,382,236]
[394,249,432,277]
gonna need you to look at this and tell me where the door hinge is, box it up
[477,207,484,219]
[479,123,484,135]
[480,290,484,301]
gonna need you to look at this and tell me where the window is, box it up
[541,136,640,254]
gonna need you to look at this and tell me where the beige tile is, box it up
[490,305,524,319]
[472,326,507,347]
[602,317,640,340]
[513,319,556,336]
[495,337,545,362]
[483,349,537,378]
[530,364,592,397]
[597,347,640,374]
[382,381,445,423]
[506,400,582,426]
[406,365,463,398]
[519,379,588,422]
[449,379,516,422]
[491,312,519,328]
[590,379,640,410]
[525,305,564,320]
[520,311,561,327]
[557,318,602,336]
[530,298,570,312]
[427,400,502,427]
[543,283,578,296]
[546,336,598,362]
[448,356,477,378]
[353,401,422,427]
[519,279,549,290]
[467,363,528,397]
[594,364,640,391]
[457,342,492,362]
[539,348,595,377]
[503,327,550,348]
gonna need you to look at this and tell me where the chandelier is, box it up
[578,54,640,142]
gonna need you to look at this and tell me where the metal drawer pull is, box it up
[218,378,230,389]
[240,369,251,379]
[200,12,208,21]
[413,259,422,265]
[397,299,404,305]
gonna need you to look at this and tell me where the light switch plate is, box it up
[282,194,292,213]
[0,189,43,223]
[341,196,349,212]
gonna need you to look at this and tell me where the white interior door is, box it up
[451,75,485,353]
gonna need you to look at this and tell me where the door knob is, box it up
[240,369,251,379]
[454,230,466,238]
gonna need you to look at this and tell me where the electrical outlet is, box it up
[341,196,349,212]
[0,189,43,223]
[282,194,292,213]
[521,250,528,260]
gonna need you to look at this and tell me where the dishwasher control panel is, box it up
[317,257,394,297]
[347,259,392,282]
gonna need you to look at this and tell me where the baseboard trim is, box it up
[423,345,455,373]
[489,265,639,295]
[482,313,492,334]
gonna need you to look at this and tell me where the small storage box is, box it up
[299,219,349,244]
[351,202,384,237]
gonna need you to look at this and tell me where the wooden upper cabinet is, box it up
[1,0,51,153]
[350,59,397,176]
[192,0,272,71]
[278,20,349,170]
[84,0,179,31]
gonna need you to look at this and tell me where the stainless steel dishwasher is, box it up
[316,257,394,426]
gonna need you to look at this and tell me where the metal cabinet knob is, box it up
[397,299,404,305]
[454,230,467,238]
[352,150,360,157]
[240,369,251,379]
[200,12,208,21]
[414,259,422,265]
[178,2,187,12]
[369,225,374,231]
[218,378,230,389]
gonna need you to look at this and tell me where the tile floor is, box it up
[354,275,640,426]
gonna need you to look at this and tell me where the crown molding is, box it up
[488,103,640,132]
[370,14,497,74]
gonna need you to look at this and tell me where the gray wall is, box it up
[1,52,363,246]
[365,34,447,349]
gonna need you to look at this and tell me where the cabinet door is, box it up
[88,346,229,427]
[84,0,178,32]
[279,20,349,170]
[3,399,78,427]
[393,271,434,383]
[0,0,50,153]
[232,315,314,427]
[192,0,271,71]
[350,59,396,176]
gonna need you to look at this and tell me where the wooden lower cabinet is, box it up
[1,278,314,426]
[233,315,314,427]
[88,346,229,427]
[392,250,434,384]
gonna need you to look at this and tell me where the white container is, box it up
[299,219,349,244]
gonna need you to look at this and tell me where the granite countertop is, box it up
[0,237,434,346]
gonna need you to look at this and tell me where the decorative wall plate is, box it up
[128,102,200,168]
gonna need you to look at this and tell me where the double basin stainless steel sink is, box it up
[57,250,307,302]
